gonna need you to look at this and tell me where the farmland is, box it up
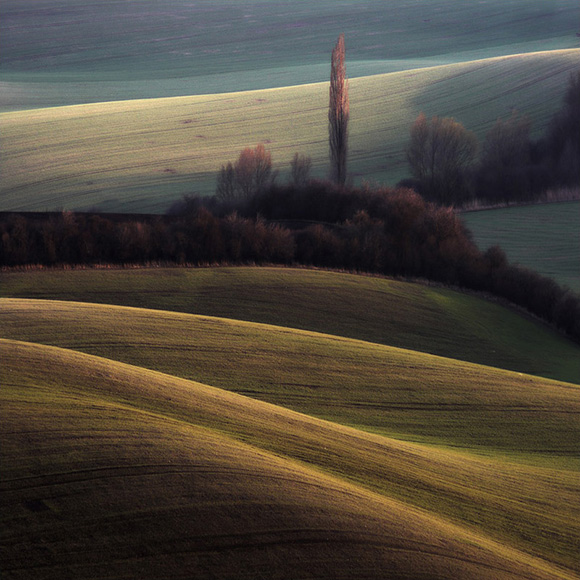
[2,267,580,577]
[462,201,580,294]
[1,0,579,212]
[1,267,578,384]
[2,1,579,577]
[4,336,579,579]
[1,0,578,110]
[1,49,578,212]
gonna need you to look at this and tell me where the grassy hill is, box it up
[2,296,579,461]
[2,266,579,576]
[2,338,579,578]
[3,3,579,576]
[1,49,578,212]
[1,267,578,384]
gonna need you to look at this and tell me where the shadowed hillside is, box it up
[1,267,578,383]
[2,338,578,578]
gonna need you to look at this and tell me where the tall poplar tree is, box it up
[329,34,349,185]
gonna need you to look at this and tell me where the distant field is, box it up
[1,50,578,212]
[1,267,578,383]
[1,0,578,110]
[3,338,578,578]
[462,201,580,293]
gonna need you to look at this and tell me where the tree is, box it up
[216,144,275,201]
[406,113,477,205]
[477,111,532,203]
[544,70,580,186]
[216,162,236,201]
[329,34,349,185]
[290,153,312,187]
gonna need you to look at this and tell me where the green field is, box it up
[4,337,578,579]
[3,294,580,457]
[2,0,577,110]
[462,201,580,293]
[1,267,578,384]
[2,268,579,577]
[1,49,579,212]
[1,0,579,212]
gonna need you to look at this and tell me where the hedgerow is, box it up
[1,181,578,341]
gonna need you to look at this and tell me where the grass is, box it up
[2,296,579,461]
[1,0,577,110]
[462,201,580,294]
[1,49,578,212]
[2,338,579,577]
[1,267,578,384]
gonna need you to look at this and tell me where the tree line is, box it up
[218,34,578,208]
[2,181,579,341]
[1,36,578,342]
[397,70,580,207]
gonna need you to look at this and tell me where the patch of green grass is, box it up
[1,50,578,211]
[2,297,578,461]
[1,267,577,384]
[462,201,580,293]
[2,0,577,110]
[2,338,579,576]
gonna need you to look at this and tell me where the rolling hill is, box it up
[1,49,578,212]
[2,0,577,111]
[2,295,579,461]
[2,2,579,575]
[2,265,579,577]
[1,267,578,384]
[2,338,579,578]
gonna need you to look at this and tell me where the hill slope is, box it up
[2,297,579,460]
[462,202,580,294]
[2,338,578,578]
[1,267,578,384]
[2,0,577,110]
[1,50,578,212]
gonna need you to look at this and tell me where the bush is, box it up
[1,178,578,342]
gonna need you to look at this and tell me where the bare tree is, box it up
[216,162,236,201]
[329,34,349,185]
[477,111,532,202]
[216,144,275,201]
[406,113,477,205]
[290,153,312,187]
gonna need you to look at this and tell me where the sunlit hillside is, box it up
[1,50,578,212]
[2,332,579,578]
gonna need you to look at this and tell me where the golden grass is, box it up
[1,49,578,212]
[2,338,578,579]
